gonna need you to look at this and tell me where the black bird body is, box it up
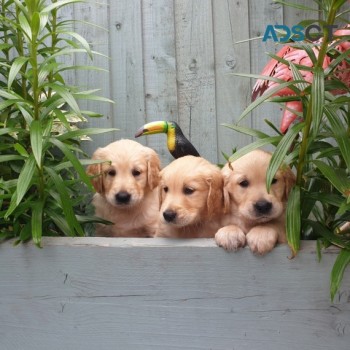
[135,121,200,159]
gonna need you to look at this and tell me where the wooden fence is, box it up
[1,238,350,350]
[65,0,333,165]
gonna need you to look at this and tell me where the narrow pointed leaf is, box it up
[57,128,118,141]
[238,81,303,122]
[331,249,350,301]
[313,160,350,195]
[267,122,304,191]
[8,57,29,89]
[45,166,84,236]
[32,201,44,247]
[30,120,43,167]
[286,185,301,257]
[222,123,270,139]
[49,137,93,190]
[324,105,350,170]
[311,67,324,137]
[16,155,36,205]
[228,136,281,163]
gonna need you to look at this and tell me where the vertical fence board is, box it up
[108,0,146,141]
[248,0,283,148]
[73,1,113,156]
[212,0,252,163]
[141,0,178,166]
[174,0,218,163]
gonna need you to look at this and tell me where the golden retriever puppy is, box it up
[86,139,161,237]
[156,156,224,238]
[215,149,295,255]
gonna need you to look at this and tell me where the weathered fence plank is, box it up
[64,1,349,163]
[0,238,349,350]
[141,0,178,165]
[174,0,218,162]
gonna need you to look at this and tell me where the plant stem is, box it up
[295,3,338,185]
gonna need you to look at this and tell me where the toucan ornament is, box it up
[135,121,200,159]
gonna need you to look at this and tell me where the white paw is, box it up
[246,226,278,255]
[215,226,246,251]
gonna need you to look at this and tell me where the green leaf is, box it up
[46,83,81,116]
[45,166,84,236]
[290,62,309,92]
[238,80,303,122]
[324,105,350,171]
[311,67,324,137]
[0,155,25,163]
[16,155,36,205]
[266,122,304,191]
[330,249,350,301]
[313,160,350,195]
[61,31,92,58]
[222,123,270,139]
[228,136,281,163]
[18,12,32,40]
[286,185,301,257]
[30,120,43,167]
[41,0,83,14]
[49,137,94,191]
[32,200,44,247]
[8,57,29,90]
[57,127,118,141]
[14,143,29,157]
[31,11,40,38]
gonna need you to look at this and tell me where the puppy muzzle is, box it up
[254,200,273,216]
[115,191,132,205]
[163,210,177,223]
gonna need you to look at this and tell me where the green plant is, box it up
[226,0,350,299]
[0,0,115,246]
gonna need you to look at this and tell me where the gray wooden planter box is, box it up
[1,238,349,350]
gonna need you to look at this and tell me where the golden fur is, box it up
[86,139,160,237]
[215,150,295,255]
[156,156,224,238]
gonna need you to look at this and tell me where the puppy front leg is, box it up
[215,225,246,251]
[246,225,279,255]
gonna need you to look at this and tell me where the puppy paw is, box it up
[215,225,246,251]
[246,226,278,255]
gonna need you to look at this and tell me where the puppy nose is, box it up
[163,210,177,222]
[115,191,131,204]
[254,200,272,215]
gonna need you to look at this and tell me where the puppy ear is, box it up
[206,171,224,217]
[86,148,106,193]
[147,150,161,190]
[282,166,296,200]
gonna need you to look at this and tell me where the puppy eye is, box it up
[183,187,195,195]
[239,180,249,188]
[272,178,278,184]
[163,186,168,193]
[107,169,116,176]
[132,169,141,177]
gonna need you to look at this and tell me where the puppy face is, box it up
[223,150,295,224]
[86,139,160,208]
[159,156,223,227]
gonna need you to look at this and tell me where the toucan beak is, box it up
[135,121,168,138]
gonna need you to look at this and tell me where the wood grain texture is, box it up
[0,238,349,350]
[108,0,146,142]
[141,0,178,166]
[213,0,252,163]
[73,1,114,156]
[68,2,349,162]
[174,0,218,163]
